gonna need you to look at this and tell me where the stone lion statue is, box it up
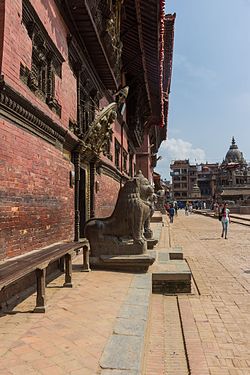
[84,172,154,257]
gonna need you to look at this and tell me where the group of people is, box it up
[164,199,231,238]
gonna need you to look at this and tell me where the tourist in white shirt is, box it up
[220,203,230,239]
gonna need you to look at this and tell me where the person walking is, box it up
[174,200,178,216]
[169,204,175,223]
[220,202,230,239]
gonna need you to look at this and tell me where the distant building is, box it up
[217,137,250,204]
[170,137,250,206]
[170,160,219,203]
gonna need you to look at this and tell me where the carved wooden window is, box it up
[129,152,134,177]
[21,0,64,117]
[115,139,121,170]
[80,91,96,134]
[103,134,113,161]
[123,149,128,174]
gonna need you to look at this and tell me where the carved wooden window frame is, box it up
[103,134,113,161]
[129,152,134,177]
[123,149,128,174]
[115,139,121,170]
[67,35,100,138]
[21,0,64,117]
[79,87,97,134]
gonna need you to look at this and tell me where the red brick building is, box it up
[0,0,175,268]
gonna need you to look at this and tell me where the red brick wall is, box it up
[1,0,77,128]
[95,174,120,218]
[136,134,153,183]
[0,119,74,260]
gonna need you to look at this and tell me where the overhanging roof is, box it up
[63,0,118,90]
[221,189,250,196]
[121,0,166,125]
[162,13,176,136]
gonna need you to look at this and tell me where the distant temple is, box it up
[170,137,250,208]
[217,137,250,203]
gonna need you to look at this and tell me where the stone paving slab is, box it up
[100,335,143,371]
[118,303,149,320]
[114,317,146,336]
[100,274,151,374]
[157,251,170,262]
[101,370,139,375]
[130,273,152,289]
[125,288,151,306]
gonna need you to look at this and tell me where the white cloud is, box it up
[155,138,206,179]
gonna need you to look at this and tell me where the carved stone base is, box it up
[90,253,155,272]
[147,239,158,250]
[144,229,153,239]
[90,238,147,257]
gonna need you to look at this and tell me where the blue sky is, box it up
[155,0,250,179]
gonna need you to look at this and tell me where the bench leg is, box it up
[64,253,73,287]
[34,268,46,313]
[59,257,64,272]
[82,245,91,272]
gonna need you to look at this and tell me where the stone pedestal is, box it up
[84,172,157,272]
[152,260,191,294]
[147,239,158,250]
[90,253,155,273]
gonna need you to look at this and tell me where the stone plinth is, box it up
[152,260,191,294]
[90,253,155,272]
[169,246,183,260]
[150,211,163,223]
[147,239,158,250]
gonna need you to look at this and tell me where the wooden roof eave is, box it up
[134,0,152,115]
[64,0,118,90]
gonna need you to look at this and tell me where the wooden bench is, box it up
[0,240,90,313]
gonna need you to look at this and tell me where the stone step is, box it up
[169,246,183,260]
[146,222,163,249]
[150,211,163,223]
[152,259,191,294]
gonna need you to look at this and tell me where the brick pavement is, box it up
[144,210,250,375]
[1,212,250,375]
[0,267,134,375]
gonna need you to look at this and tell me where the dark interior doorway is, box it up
[79,168,86,238]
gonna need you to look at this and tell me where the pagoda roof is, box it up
[161,13,176,136]
[221,188,250,196]
[121,1,175,131]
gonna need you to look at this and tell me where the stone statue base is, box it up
[84,172,156,270]
[90,253,155,273]
[147,239,158,250]
[89,237,147,257]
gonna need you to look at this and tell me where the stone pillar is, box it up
[90,160,96,218]
[74,151,80,241]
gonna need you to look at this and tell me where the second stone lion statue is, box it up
[84,172,154,256]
